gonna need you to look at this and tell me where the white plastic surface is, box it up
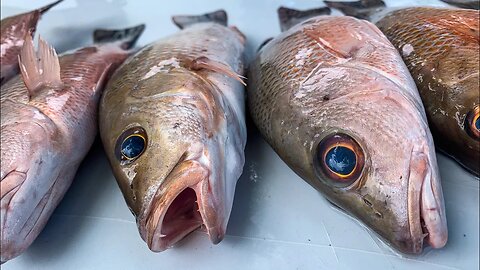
[1,0,479,269]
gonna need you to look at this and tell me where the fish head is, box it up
[100,68,243,251]
[429,47,480,174]
[0,103,62,262]
[275,70,448,254]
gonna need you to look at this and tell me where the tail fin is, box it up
[93,24,145,50]
[172,10,227,29]
[278,6,331,32]
[324,0,385,20]
[38,0,64,14]
[440,0,479,10]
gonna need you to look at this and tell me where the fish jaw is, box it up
[141,158,227,252]
[407,146,448,253]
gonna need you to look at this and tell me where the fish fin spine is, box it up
[18,35,63,98]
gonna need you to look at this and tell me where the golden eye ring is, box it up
[316,133,365,187]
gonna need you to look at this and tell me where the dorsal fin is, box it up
[278,6,331,32]
[18,35,62,98]
[93,24,146,50]
[172,10,227,29]
[324,0,386,20]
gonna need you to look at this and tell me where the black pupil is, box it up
[121,136,145,159]
[475,117,479,131]
[325,146,356,176]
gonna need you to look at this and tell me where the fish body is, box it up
[0,25,144,263]
[99,10,246,251]
[374,8,480,176]
[248,8,447,254]
[324,2,480,176]
[0,0,63,84]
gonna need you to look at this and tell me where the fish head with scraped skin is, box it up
[423,47,480,175]
[265,62,448,254]
[100,65,239,252]
[0,101,64,262]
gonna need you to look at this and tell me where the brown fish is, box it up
[0,0,63,84]
[248,7,447,254]
[0,25,144,263]
[99,10,246,252]
[325,1,480,176]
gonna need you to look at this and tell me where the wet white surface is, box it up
[1,0,479,269]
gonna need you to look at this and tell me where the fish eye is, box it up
[315,133,365,187]
[115,127,147,164]
[465,106,479,139]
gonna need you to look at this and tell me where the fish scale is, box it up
[0,25,144,263]
[100,13,246,252]
[248,11,447,254]
[374,7,480,176]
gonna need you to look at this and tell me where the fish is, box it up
[325,0,480,176]
[0,24,145,263]
[0,0,63,85]
[440,0,479,10]
[247,7,448,254]
[99,10,247,252]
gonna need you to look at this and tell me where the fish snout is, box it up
[408,150,448,253]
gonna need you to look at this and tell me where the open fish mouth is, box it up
[142,160,224,252]
[408,150,448,253]
[146,186,204,251]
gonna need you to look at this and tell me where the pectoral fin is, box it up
[190,56,246,86]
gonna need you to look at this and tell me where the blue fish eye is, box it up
[121,135,145,159]
[475,117,479,131]
[325,146,356,176]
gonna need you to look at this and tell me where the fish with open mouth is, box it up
[1,0,63,85]
[0,24,144,263]
[324,0,480,176]
[247,7,448,254]
[99,10,246,251]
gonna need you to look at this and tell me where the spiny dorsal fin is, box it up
[190,56,246,86]
[278,6,331,32]
[18,35,62,97]
[324,0,386,20]
[172,10,227,29]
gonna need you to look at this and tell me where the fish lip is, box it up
[407,150,448,254]
[142,160,223,251]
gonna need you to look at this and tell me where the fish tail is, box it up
[277,6,331,32]
[38,0,64,14]
[93,24,145,50]
[172,10,227,29]
[323,0,386,20]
